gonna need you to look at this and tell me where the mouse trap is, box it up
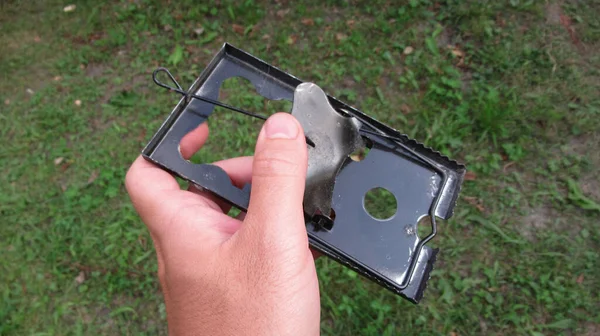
[142,43,466,303]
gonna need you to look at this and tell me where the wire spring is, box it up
[152,68,400,147]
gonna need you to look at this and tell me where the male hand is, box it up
[125,113,320,335]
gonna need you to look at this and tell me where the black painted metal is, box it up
[142,43,466,303]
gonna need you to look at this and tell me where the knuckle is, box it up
[253,147,304,177]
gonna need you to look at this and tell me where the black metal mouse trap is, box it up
[142,43,466,303]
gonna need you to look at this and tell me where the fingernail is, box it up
[265,113,299,139]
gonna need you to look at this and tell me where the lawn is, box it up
[1,0,599,335]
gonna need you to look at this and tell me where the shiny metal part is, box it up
[291,83,363,225]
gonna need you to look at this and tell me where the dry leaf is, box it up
[400,104,411,114]
[53,76,62,81]
[286,35,297,45]
[503,162,515,173]
[276,9,290,18]
[54,157,64,165]
[232,24,245,35]
[75,271,85,284]
[403,46,414,55]
[26,88,34,95]
[34,36,41,43]
[194,27,204,36]
[60,162,71,172]
[4,99,9,105]
[576,274,584,284]
[87,170,99,184]
[163,24,172,32]
[262,34,271,40]
[301,18,314,26]
[335,33,347,41]
[560,14,580,46]
[464,171,477,181]
[63,4,76,12]
[74,99,82,106]
[451,47,465,58]
[137,129,147,142]
[463,196,485,212]
[450,332,458,336]
[346,20,356,28]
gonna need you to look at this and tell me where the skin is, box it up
[125,113,320,336]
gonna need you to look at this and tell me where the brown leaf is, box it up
[463,196,485,212]
[232,24,245,35]
[346,20,356,28]
[60,162,71,172]
[53,76,62,81]
[75,271,86,284]
[560,14,572,28]
[301,18,314,26]
[34,36,41,43]
[87,170,99,184]
[137,129,147,142]
[464,171,477,181]
[449,332,458,336]
[54,157,64,165]
[403,46,414,55]
[560,14,580,46]
[400,104,411,114]
[262,34,271,40]
[335,33,347,41]
[576,274,584,284]
[451,47,465,58]
[276,9,290,18]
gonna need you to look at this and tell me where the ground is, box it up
[1,0,599,335]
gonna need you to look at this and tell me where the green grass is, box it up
[2,0,600,335]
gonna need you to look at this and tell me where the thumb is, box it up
[240,113,309,249]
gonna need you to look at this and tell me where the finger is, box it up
[239,113,308,247]
[213,156,253,188]
[187,156,254,212]
[179,122,209,159]
[125,156,181,223]
[127,122,209,221]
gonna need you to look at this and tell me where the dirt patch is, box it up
[580,175,600,203]
[583,322,600,336]
[436,27,455,48]
[521,205,558,241]
[85,63,107,78]
[545,3,562,25]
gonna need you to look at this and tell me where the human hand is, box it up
[125,113,320,335]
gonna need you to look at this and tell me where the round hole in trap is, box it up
[363,187,397,220]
